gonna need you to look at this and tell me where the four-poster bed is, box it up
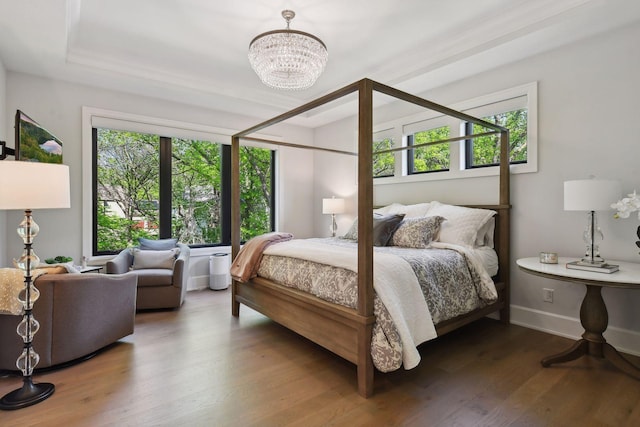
[231,78,511,398]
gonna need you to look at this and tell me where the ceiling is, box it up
[1,0,639,128]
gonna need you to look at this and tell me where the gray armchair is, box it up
[106,241,190,310]
[0,272,137,370]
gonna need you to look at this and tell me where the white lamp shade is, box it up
[564,179,621,211]
[0,162,70,210]
[322,197,345,215]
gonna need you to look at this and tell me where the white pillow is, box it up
[474,217,496,248]
[373,203,404,215]
[374,202,431,218]
[132,248,179,270]
[397,202,431,218]
[427,201,496,247]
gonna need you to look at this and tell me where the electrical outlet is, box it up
[543,288,554,303]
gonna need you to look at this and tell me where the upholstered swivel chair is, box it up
[105,239,190,310]
[0,272,137,370]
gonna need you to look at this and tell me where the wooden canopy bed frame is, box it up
[231,78,511,398]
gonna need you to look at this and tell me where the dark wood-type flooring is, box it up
[1,288,639,426]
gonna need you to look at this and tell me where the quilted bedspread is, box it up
[256,238,497,372]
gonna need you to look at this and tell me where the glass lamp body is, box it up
[582,211,605,265]
[0,211,55,410]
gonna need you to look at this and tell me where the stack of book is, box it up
[566,260,619,274]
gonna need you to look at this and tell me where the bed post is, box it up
[228,78,511,398]
[231,135,241,317]
[357,79,375,397]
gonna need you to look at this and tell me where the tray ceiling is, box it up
[1,0,639,127]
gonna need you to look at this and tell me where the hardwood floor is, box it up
[1,289,639,426]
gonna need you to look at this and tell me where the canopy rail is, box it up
[232,78,511,310]
[231,78,511,398]
[239,135,357,157]
[373,130,502,156]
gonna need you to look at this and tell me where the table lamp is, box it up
[322,197,345,237]
[564,178,621,269]
[0,161,70,410]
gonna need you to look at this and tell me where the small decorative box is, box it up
[539,252,558,264]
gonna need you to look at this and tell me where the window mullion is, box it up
[159,136,172,239]
[270,150,276,232]
[220,144,232,245]
[407,135,415,174]
[92,127,99,255]
[463,122,473,169]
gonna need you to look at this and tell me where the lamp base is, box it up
[330,213,337,238]
[0,377,55,410]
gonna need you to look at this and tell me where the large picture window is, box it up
[94,128,274,254]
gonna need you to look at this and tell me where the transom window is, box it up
[408,125,450,174]
[371,82,537,183]
[464,108,528,169]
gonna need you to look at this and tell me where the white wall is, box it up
[313,22,640,354]
[3,20,639,351]
[4,73,315,289]
[0,57,6,265]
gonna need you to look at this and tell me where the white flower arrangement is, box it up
[611,190,640,220]
[611,190,640,254]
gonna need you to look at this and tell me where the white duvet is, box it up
[264,239,437,369]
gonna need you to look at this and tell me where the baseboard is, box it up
[511,304,640,357]
[188,274,212,291]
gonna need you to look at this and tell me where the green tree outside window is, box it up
[410,126,450,173]
[96,129,273,253]
[373,137,395,178]
[469,109,527,167]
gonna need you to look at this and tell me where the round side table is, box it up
[517,257,640,379]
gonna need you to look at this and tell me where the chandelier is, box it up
[248,10,328,90]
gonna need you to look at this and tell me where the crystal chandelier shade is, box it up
[248,10,328,90]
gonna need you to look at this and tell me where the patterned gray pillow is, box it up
[343,217,359,240]
[390,216,446,248]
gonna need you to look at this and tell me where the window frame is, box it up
[371,82,538,186]
[463,115,528,169]
[406,123,452,175]
[83,107,278,259]
[462,100,530,170]
[92,129,275,255]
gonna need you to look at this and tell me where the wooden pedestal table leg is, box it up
[541,339,589,367]
[541,285,604,367]
[542,284,640,379]
[602,343,640,379]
